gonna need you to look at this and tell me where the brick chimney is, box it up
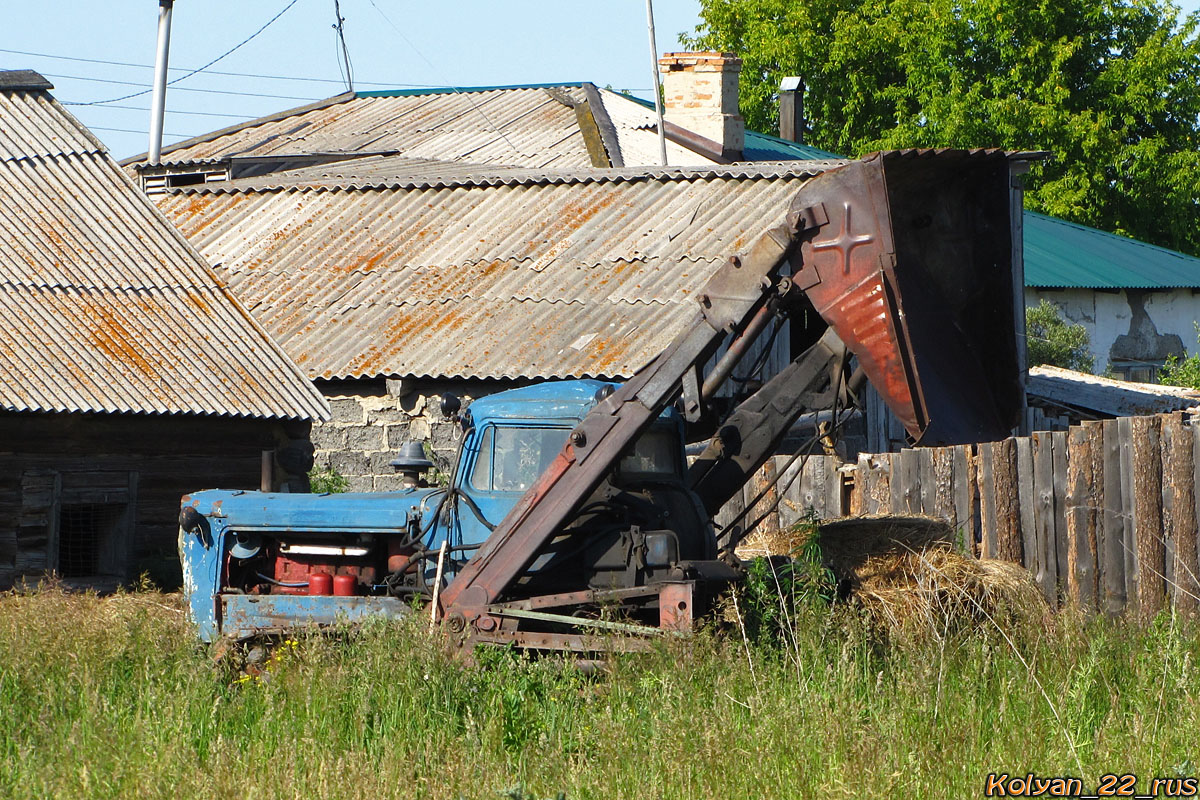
[658,51,744,159]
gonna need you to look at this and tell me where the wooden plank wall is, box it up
[0,413,291,590]
[733,410,1200,617]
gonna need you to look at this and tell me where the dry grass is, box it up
[746,515,1049,639]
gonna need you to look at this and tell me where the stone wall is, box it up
[309,378,520,492]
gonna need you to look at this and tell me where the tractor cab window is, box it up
[469,425,571,493]
[618,429,679,477]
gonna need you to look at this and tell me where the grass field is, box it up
[0,583,1197,800]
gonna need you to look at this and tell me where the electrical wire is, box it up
[717,364,853,554]
[0,46,471,89]
[91,104,260,120]
[88,125,194,138]
[256,572,309,588]
[732,317,784,386]
[68,0,302,107]
[58,80,320,103]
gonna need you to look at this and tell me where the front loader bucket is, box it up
[790,149,1021,445]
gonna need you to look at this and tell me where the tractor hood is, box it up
[182,487,444,534]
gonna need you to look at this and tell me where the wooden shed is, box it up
[0,71,329,589]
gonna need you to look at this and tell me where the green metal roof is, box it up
[742,132,840,161]
[1023,211,1200,289]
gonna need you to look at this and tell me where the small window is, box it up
[1110,360,1164,384]
[469,427,495,491]
[619,429,679,476]
[58,503,126,579]
[166,173,208,188]
[470,426,570,493]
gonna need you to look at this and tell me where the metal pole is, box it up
[148,0,175,163]
[260,450,274,492]
[645,0,668,166]
[700,301,777,400]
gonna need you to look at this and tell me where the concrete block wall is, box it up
[309,378,515,492]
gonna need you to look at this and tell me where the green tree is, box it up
[684,0,1200,256]
[1025,299,1094,372]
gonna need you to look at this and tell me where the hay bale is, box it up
[818,516,1048,636]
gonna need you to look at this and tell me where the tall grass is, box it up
[0,585,1196,800]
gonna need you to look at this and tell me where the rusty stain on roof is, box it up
[0,76,329,420]
[154,163,832,382]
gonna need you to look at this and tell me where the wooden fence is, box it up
[721,410,1200,617]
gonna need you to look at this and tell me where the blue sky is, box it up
[2,1,703,159]
[3,0,1198,160]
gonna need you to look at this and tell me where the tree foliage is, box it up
[684,0,1200,256]
[1025,299,1094,372]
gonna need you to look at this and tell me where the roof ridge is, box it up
[0,69,53,92]
[172,160,840,195]
[354,82,586,99]
[119,92,355,166]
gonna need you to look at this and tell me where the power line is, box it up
[48,73,321,103]
[91,104,260,120]
[70,0,302,107]
[88,125,195,138]
[0,46,427,88]
[365,0,520,157]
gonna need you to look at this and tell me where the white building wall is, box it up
[1026,287,1199,378]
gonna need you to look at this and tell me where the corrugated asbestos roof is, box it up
[1024,211,1200,289]
[129,77,1200,388]
[128,82,1199,292]
[127,83,836,172]
[133,87,594,171]
[155,162,835,381]
[0,72,329,420]
[598,89,722,167]
[1028,365,1200,416]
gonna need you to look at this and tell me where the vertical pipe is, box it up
[148,0,175,163]
[261,450,274,492]
[778,77,804,143]
[645,0,668,166]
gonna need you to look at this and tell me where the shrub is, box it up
[307,464,349,493]
[1160,324,1200,389]
[1026,299,1094,373]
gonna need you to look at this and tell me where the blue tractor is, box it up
[180,380,715,643]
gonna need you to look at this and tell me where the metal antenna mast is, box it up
[645,0,668,166]
[148,0,175,162]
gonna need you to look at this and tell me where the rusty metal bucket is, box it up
[791,149,1022,445]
